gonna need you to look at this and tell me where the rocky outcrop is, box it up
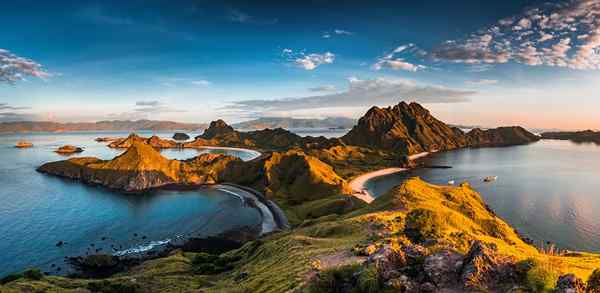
[108,133,178,149]
[15,141,33,148]
[55,145,84,154]
[342,102,468,154]
[556,274,586,293]
[466,126,540,147]
[460,241,518,291]
[197,119,235,139]
[172,132,190,140]
[342,102,539,155]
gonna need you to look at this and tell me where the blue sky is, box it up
[1,0,600,129]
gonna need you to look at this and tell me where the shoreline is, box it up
[349,151,431,203]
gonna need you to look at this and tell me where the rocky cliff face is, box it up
[342,101,539,154]
[342,102,468,154]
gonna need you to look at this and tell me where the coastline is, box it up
[349,151,431,203]
[186,145,262,161]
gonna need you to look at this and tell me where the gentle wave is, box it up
[113,239,173,257]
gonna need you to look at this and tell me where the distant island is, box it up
[0,120,207,133]
[231,117,356,130]
[541,130,600,144]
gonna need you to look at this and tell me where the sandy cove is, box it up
[349,151,432,203]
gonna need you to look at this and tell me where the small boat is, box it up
[447,180,455,185]
[483,176,498,182]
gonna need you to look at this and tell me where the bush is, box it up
[404,209,445,243]
[0,273,23,284]
[306,264,361,293]
[191,253,241,275]
[87,280,141,293]
[22,268,44,280]
[357,265,381,293]
[587,269,600,292]
[524,259,560,292]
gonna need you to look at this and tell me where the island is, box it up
[55,145,84,154]
[14,141,33,148]
[172,132,190,140]
[541,130,600,144]
[7,101,596,293]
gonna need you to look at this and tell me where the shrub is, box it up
[0,273,23,284]
[587,269,600,292]
[357,265,381,293]
[87,280,141,293]
[524,259,560,292]
[404,208,445,243]
[305,264,361,293]
[22,268,44,280]
[191,253,241,275]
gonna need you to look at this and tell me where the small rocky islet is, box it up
[8,101,600,293]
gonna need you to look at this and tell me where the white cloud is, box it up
[322,29,353,38]
[293,52,335,70]
[373,43,426,71]
[227,9,278,25]
[0,49,49,84]
[230,77,474,113]
[465,79,499,85]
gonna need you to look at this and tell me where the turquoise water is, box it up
[0,131,261,276]
[366,140,600,252]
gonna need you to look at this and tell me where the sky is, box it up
[1,0,600,130]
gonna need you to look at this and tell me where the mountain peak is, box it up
[201,120,235,139]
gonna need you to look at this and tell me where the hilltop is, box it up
[0,120,207,133]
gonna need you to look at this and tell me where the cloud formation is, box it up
[427,0,600,70]
[0,49,49,84]
[283,49,335,70]
[373,44,426,71]
[308,85,337,92]
[322,29,353,38]
[0,103,33,122]
[230,77,474,113]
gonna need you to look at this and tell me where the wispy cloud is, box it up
[0,49,49,84]
[191,79,211,86]
[227,9,278,25]
[465,79,499,85]
[282,49,335,70]
[308,85,337,92]
[228,77,474,114]
[322,29,353,38]
[0,103,34,122]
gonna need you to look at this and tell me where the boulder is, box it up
[172,132,190,140]
[460,241,518,291]
[423,250,463,287]
[556,274,585,293]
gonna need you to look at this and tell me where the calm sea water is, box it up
[366,139,600,252]
[0,131,261,276]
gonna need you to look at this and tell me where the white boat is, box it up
[483,176,498,182]
[447,180,455,185]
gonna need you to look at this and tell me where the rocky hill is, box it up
[541,130,600,144]
[342,102,539,154]
[107,133,178,148]
[0,120,206,133]
[232,117,356,130]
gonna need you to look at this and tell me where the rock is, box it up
[556,274,585,293]
[402,244,428,265]
[234,272,249,282]
[364,244,379,256]
[56,241,64,247]
[172,132,190,140]
[423,250,463,287]
[386,275,417,292]
[15,141,33,148]
[373,245,407,280]
[460,241,518,291]
[55,145,84,154]
[419,282,437,292]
